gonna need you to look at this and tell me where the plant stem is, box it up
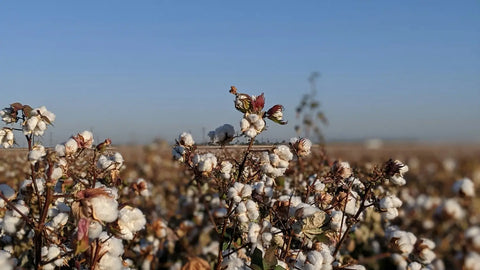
[333,184,372,258]
[236,136,256,183]
[215,201,234,270]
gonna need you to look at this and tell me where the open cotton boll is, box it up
[192,153,217,173]
[88,221,103,239]
[228,182,252,203]
[51,212,69,228]
[28,145,46,164]
[96,253,123,270]
[452,178,475,197]
[91,195,119,223]
[0,250,15,270]
[0,128,14,148]
[248,223,261,244]
[274,145,293,162]
[64,138,79,155]
[178,132,195,147]
[3,214,21,234]
[437,198,465,220]
[118,206,146,240]
[41,245,66,270]
[380,195,403,210]
[466,226,480,249]
[99,232,124,257]
[241,113,265,138]
[78,130,94,148]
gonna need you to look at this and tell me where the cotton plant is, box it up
[0,103,148,269]
[169,87,424,270]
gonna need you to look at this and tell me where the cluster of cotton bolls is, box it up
[22,106,56,136]
[293,244,335,270]
[386,226,437,269]
[41,244,68,270]
[379,194,403,220]
[0,109,150,270]
[240,113,266,138]
[230,86,287,139]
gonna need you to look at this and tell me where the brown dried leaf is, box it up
[10,102,23,111]
[181,257,210,270]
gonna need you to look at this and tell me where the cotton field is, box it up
[0,88,479,270]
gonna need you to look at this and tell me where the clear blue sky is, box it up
[1,1,479,145]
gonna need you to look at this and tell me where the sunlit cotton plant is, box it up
[0,102,148,270]
[168,86,446,270]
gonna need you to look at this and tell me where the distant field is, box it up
[3,142,480,162]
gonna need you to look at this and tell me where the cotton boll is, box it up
[79,130,94,148]
[0,128,14,148]
[248,223,261,244]
[23,116,39,135]
[2,214,21,234]
[96,253,123,270]
[192,153,218,173]
[437,198,465,220]
[91,195,119,223]
[274,145,293,162]
[466,226,480,249]
[464,252,480,270]
[245,200,259,220]
[391,253,408,269]
[228,182,251,203]
[89,221,103,239]
[178,132,195,147]
[28,145,46,164]
[241,113,265,138]
[118,206,146,240]
[407,262,422,270]
[172,145,186,161]
[221,250,246,270]
[113,152,124,166]
[452,178,475,197]
[220,161,233,179]
[51,212,69,228]
[99,232,124,256]
[51,167,63,181]
[345,191,359,216]
[0,250,15,270]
